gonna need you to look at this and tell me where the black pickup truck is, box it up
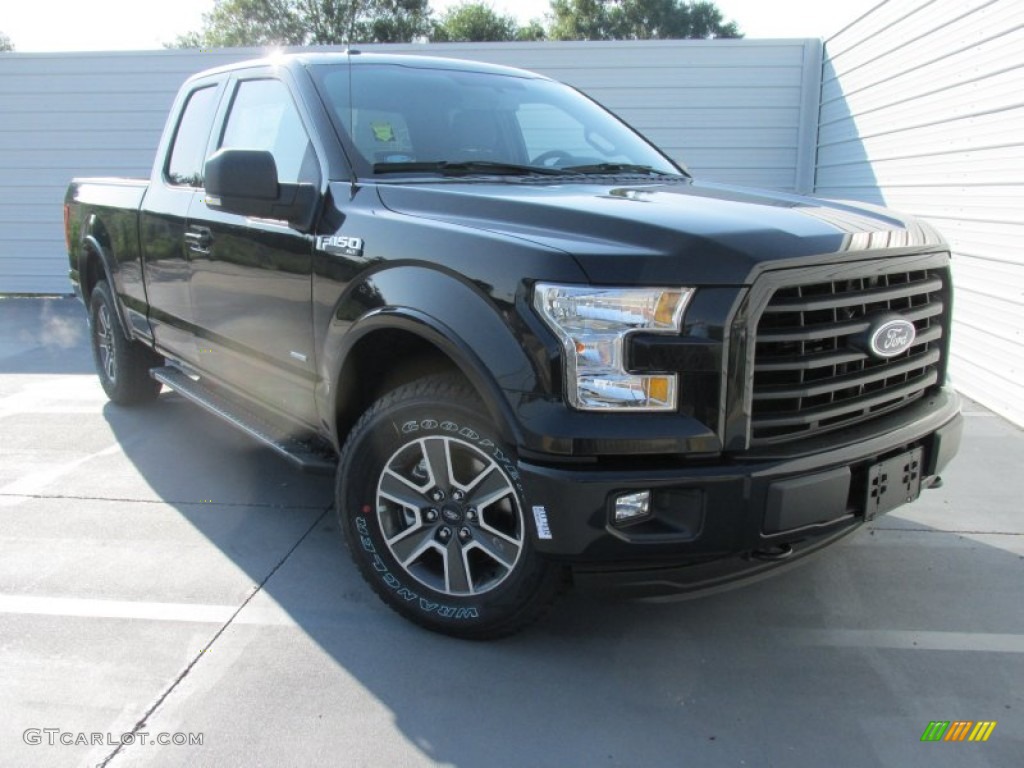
[65,52,961,638]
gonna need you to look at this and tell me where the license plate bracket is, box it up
[865,447,924,520]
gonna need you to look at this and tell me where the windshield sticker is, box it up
[371,122,396,143]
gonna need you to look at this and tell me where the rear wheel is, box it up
[336,375,564,639]
[89,281,162,405]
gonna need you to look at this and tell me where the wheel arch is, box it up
[79,225,131,342]
[330,311,525,453]
[322,265,544,453]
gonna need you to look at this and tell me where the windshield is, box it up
[308,61,684,179]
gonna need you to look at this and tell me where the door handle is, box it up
[185,227,213,252]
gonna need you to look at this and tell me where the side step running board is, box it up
[151,366,336,475]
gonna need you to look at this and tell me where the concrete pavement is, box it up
[1,296,1021,767]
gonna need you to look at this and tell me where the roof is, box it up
[184,50,550,83]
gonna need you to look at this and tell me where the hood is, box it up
[374,178,946,285]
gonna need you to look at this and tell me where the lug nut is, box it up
[452,489,465,502]
[425,508,439,522]
[458,527,472,541]
[430,489,445,502]
[467,508,478,522]
[438,526,452,542]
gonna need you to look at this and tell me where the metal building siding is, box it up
[0,49,256,294]
[0,40,820,295]
[815,0,1024,427]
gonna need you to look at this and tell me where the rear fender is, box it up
[80,224,132,341]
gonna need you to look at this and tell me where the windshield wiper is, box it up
[561,163,685,177]
[373,160,567,177]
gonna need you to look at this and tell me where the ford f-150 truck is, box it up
[65,52,962,639]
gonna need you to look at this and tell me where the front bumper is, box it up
[518,387,961,582]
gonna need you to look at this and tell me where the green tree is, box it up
[360,0,433,43]
[170,0,304,46]
[170,0,432,47]
[0,30,14,52]
[515,19,547,41]
[548,0,612,41]
[549,0,741,40]
[431,3,519,42]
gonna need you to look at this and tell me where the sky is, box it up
[2,0,884,52]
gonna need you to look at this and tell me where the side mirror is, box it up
[204,148,318,232]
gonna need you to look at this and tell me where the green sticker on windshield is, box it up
[371,122,395,143]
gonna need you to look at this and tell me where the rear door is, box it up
[186,70,323,427]
[140,79,223,365]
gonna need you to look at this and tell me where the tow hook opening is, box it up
[750,543,794,562]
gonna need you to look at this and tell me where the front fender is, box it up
[320,265,544,449]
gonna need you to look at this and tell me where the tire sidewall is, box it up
[89,282,124,401]
[338,390,548,636]
[88,281,161,405]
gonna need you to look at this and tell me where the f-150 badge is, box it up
[317,235,364,257]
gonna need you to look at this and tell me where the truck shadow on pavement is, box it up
[98,391,1024,768]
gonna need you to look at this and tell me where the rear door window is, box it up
[166,86,219,187]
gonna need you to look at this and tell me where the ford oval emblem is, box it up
[869,318,916,358]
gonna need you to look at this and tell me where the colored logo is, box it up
[920,721,997,742]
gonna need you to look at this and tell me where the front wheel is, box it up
[336,375,564,639]
[89,281,162,405]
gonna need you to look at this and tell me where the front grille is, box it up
[750,265,949,445]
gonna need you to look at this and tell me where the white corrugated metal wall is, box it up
[0,39,821,295]
[0,49,256,294]
[816,0,1024,427]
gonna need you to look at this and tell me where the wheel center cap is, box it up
[441,502,464,524]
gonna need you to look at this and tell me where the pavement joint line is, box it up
[97,503,332,768]
[0,492,327,510]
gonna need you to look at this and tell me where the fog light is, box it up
[614,491,652,525]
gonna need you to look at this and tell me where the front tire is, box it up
[336,375,563,639]
[89,281,162,405]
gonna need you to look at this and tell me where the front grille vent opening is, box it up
[750,268,948,445]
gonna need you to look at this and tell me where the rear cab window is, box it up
[166,86,219,187]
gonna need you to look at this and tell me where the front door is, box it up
[187,75,322,427]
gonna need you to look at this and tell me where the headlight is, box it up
[533,283,694,411]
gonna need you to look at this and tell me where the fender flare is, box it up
[80,223,133,342]
[321,266,542,449]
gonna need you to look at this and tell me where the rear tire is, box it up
[336,374,564,639]
[89,281,162,405]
